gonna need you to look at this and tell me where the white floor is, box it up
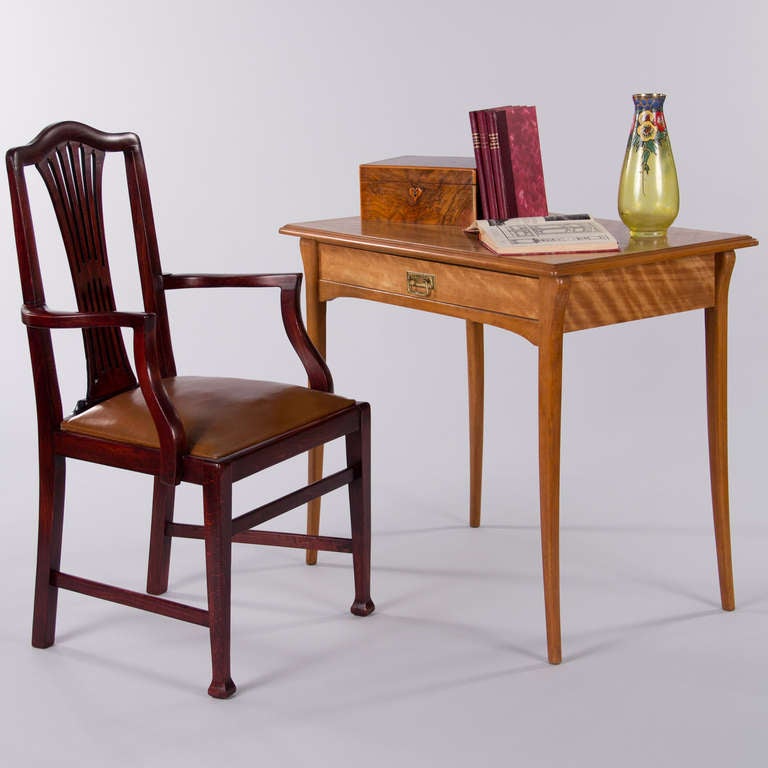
[2,460,767,768]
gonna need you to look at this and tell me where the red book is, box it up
[469,108,498,219]
[493,106,548,218]
[486,110,509,219]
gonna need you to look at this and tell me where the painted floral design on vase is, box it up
[618,93,679,238]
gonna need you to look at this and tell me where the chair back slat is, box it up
[36,140,137,408]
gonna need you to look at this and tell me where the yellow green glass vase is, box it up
[618,93,679,238]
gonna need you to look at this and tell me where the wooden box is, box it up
[360,156,478,227]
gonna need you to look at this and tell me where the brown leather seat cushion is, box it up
[61,376,356,460]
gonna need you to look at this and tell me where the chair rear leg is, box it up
[146,478,176,595]
[346,403,375,617]
[203,466,236,699]
[32,453,66,648]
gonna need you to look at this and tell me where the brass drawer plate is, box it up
[406,271,435,297]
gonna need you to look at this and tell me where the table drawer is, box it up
[318,245,539,320]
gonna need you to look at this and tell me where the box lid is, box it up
[360,155,476,185]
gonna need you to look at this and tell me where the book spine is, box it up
[471,109,498,219]
[477,110,500,219]
[486,110,510,219]
[493,108,518,219]
[468,110,490,220]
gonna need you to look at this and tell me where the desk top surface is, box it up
[280,217,758,278]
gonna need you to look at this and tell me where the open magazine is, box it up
[474,214,619,255]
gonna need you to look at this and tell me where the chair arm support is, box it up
[161,272,333,392]
[21,306,186,486]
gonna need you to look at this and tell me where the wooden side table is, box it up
[280,216,758,663]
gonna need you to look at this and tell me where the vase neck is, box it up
[633,93,666,112]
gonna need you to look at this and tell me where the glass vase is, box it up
[618,93,679,238]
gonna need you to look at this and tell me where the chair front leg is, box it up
[203,465,236,699]
[146,478,176,595]
[346,403,375,617]
[32,453,66,648]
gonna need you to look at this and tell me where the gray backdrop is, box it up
[1,2,765,766]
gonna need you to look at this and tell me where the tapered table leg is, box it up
[705,251,736,611]
[305,446,324,565]
[301,239,327,565]
[537,277,570,665]
[466,321,484,528]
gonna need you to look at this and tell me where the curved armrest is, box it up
[22,306,186,486]
[163,273,298,290]
[161,272,333,392]
[21,306,152,330]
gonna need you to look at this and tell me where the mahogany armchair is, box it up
[6,121,374,698]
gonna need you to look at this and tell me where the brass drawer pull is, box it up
[406,271,435,297]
